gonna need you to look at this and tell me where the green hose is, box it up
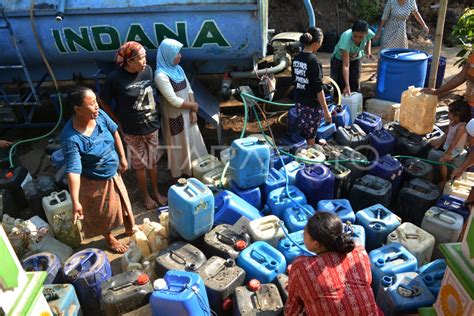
[240,93,457,169]
[8,1,64,168]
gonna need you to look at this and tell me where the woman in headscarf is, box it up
[154,38,207,178]
[61,86,135,253]
[100,41,167,209]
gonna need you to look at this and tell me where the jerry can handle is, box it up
[397,285,421,297]
[385,253,401,262]
[169,250,187,265]
[438,213,456,225]
[250,249,267,263]
[216,231,236,245]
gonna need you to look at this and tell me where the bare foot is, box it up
[154,193,168,206]
[104,234,128,254]
[125,225,139,237]
[143,194,158,210]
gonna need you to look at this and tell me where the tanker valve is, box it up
[56,0,66,21]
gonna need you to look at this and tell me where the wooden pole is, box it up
[429,0,448,89]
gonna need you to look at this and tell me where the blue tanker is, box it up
[0,0,269,82]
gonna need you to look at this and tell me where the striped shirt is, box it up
[285,245,379,316]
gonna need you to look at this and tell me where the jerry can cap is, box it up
[136,274,149,285]
[153,278,167,290]
[222,298,233,310]
[177,178,187,186]
[247,279,261,291]
[5,171,14,179]
[234,240,247,250]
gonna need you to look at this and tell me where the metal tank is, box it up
[0,0,269,82]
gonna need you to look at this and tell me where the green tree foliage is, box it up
[355,0,381,24]
[451,7,474,67]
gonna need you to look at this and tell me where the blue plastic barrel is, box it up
[62,248,112,315]
[376,49,429,102]
[424,56,446,89]
[22,252,61,284]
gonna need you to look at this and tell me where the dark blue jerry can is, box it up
[229,137,270,189]
[63,248,112,315]
[287,106,298,135]
[295,164,334,207]
[356,204,401,251]
[317,122,337,141]
[368,155,403,197]
[332,104,351,127]
[369,129,396,157]
[229,180,262,209]
[354,112,383,134]
[282,204,315,233]
[236,241,286,283]
[369,243,418,293]
[376,272,436,316]
[316,199,355,223]
[267,185,307,218]
[277,230,311,264]
[214,190,262,225]
[436,194,470,221]
[270,148,293,171]
[168,178,214,241]
[150,270,211,316]
[417,259,446,297]
[276,133,307,154]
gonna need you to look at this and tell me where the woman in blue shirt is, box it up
[330,20,374,95]
[61,86,135,253]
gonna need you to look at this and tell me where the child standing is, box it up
[427,100,471,187]
[292,27,332,146]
